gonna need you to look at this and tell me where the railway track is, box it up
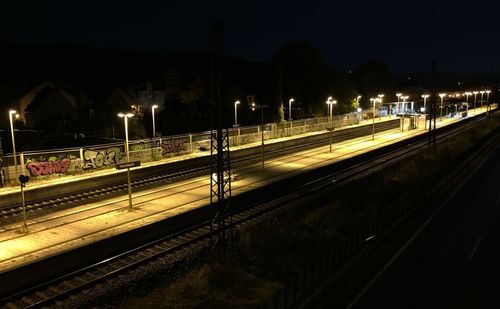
[0,114,489,308]
[0,120,398,225]
[0,126,404,238]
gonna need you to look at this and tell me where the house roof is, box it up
[24,87,70,112]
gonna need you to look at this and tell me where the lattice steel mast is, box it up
[210,20,232,245]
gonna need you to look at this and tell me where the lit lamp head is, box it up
[9,110,19,119]
[251,102,256,111]
[486,90,491,94]
[439,93,446,99]
[357,107,362,113]
[420,107,425,113]
[117,113,134,118]
[473,91,478,95]
[235,100,240,105]
[152,104,158,110]
[421,94,429,99]
[289,98,294,103]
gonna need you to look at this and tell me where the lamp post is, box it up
[118,112,134,211]
[396,93,402,114]
[473,91,478,113]
[439,93,446,121]
[421,94,429,111]
[288,98,294,122]
[420,107,426,129]
[326,96,334,123]
[325,98,337,152]
[151,104,158,139]
[251,103,266,170]
[234,100,240,126]
[480,91,485,110]
[8,110,19,174]
[355,95,362,116]
[370,98,377,140]
[486,90,491,114]
[400,96,409,132]
[377,94,384,118]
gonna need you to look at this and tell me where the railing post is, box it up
[189,134,193,153]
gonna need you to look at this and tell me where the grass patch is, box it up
[115,115,500,308]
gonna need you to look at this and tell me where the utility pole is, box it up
[430,60,437,148]
[209,20,232,246]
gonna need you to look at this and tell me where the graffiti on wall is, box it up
[161,138,185,156]
[130,140,154,152]
[26,157,71,176]
[82,146,121,170]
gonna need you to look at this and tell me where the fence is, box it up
[0,112,364,185]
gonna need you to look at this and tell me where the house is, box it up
[88,87,137,123]
[9,81,78,130]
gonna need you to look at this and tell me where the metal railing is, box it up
[0,112,365,185]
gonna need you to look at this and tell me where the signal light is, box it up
[19,174,29,186]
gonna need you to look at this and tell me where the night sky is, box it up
[1,0,499,74]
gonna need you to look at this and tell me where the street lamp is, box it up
[288,98,294,122]
[251,103,267,170]
[151,104,158,139]
[396,93,402,114]
[421,94,429,111]
[486,90,491,114]
[118,112,134,211]
[234,100,240,126]
[8,110,19,174]
[377,94,384,117]
[325,98,337,152]
[326,96,333,122]
[480,91,485,110]
[473,91,478,113]
[370,98,378,140]
[439,93,446,121]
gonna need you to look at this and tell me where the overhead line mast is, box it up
[210,20,232,246]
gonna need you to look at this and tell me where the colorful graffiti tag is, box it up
[83,146,121,170]
[26,157,71,176]
[161,138,185,156]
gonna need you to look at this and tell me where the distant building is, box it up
[135,81,166,112]
[11,81,78,130]
[88,87,137,123]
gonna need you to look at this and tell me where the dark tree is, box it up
[353,60,395,108]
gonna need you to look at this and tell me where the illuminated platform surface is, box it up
[0,108,491,273]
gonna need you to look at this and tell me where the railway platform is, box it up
[0,108,494,281]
